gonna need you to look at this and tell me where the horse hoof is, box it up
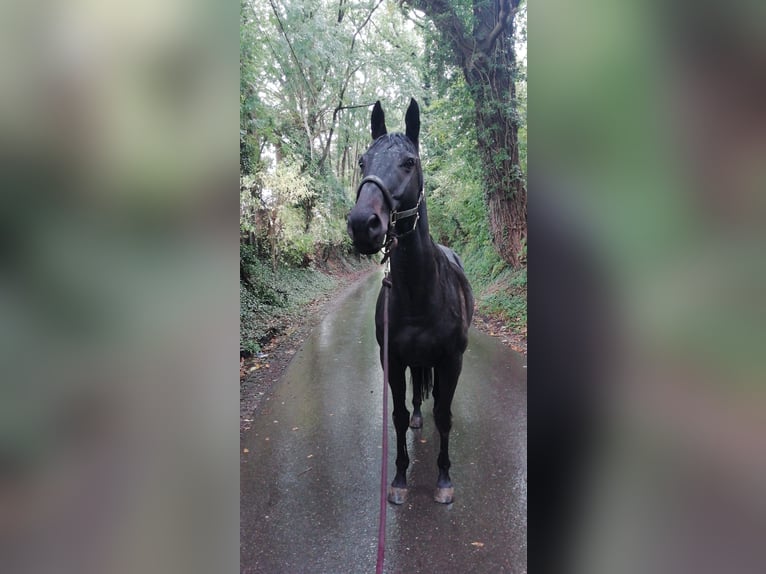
[388,486,408,505]
[434,486,454,504]
[409,414,423,429]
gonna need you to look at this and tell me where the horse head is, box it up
[347,98,423,255]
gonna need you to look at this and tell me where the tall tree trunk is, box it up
[340,144,348,181]
[408,0,526,267]
[351,140,360,193]
[466,15,526,267]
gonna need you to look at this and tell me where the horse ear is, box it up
[371,100,387,140]
[405,98,420,147]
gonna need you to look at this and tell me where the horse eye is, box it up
[402,158,416,168]
[358,158,364,169]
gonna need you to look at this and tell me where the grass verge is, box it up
[462,242,527,333]
[240,252,373,356]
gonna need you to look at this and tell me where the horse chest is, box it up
[391,320,451,366]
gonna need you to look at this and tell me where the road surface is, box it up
[241,271,527,573]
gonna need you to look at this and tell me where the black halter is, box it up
[354,164,424,239]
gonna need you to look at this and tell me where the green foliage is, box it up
[280,232,314,267]
[480,267,527,328]
[264,160,315,205]
[240,165,353,268]
[240,257,339,355]
[240,244,286,306]
[240,0,424,178]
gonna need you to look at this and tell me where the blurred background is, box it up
[0,0,238,572]
[532,0,766,572]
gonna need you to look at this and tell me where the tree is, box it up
[241,0,422,230]
[240,0,425,267]
[405,0,527,267]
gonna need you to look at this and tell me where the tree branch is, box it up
[318,0,385,170]
[267,0,315,101]
[479,0,518,53]
[404,0,473,68]
[322,102,377,117]
[350,0,385,53]
[397,1,429,29]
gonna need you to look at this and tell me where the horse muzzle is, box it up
[347,206,388,255]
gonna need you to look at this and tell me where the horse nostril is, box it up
[367,214,381,232]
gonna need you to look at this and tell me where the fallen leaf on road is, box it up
[471,542,485,548]
[307,454,314,458]
[292,427,300,431]
[243,448,249,453]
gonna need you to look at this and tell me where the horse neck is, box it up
[389,203,437,302]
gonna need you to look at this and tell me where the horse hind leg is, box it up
[409,367,424,429]
[433,357,461,504]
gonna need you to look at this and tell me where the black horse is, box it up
[347,99,474,504]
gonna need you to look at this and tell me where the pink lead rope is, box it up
[376,271,392,574]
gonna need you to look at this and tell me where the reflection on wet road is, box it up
[241,271,527,573]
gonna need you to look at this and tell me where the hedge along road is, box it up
[240,270,527,573]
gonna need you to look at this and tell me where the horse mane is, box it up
[370,132,418,154]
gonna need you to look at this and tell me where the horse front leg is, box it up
[433,355,462,504]
[387,359,410,505]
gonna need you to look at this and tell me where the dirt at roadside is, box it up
[472,312,527,355]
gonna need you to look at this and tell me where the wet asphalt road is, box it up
[241,271,527,573]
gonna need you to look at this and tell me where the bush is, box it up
[479,267,527,328]
[240,245,286,306]
[281,233,314,267]
[239,261,339,356]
